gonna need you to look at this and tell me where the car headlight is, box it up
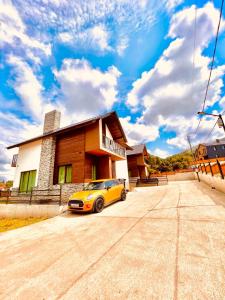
[87,194,94,200]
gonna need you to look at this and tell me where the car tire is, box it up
[94,198,104,213]
[121,190,126,201]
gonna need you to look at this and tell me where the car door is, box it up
[108,180,121,203]
[104,180,115,205]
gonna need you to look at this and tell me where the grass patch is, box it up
[0,218,47,233]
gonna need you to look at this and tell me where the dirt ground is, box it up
[0,218,46,232]
[0,180,225,300]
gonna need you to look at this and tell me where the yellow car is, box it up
[68,179,126,213]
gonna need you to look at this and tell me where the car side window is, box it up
[113,180,119,186]
[105,180,114,188]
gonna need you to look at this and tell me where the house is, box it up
[195,140,225,161]
[126,144,150,179]
[7,110,131,196]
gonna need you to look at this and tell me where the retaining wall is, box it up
[195,173,225,194]
[0,204,67,218]
[167,172,195,181]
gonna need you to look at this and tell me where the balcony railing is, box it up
[102,135,126,158]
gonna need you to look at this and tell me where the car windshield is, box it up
[84,181,105,190]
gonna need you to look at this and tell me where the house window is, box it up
[19,170,37,192]
[213,146,217,151]
[58,165,72,184]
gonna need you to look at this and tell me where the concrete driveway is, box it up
[0,180,225,300]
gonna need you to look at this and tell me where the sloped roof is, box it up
[7,111,128,149]
[126,144,147,156]
[202,139,225,147]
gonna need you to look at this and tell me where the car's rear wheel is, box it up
[121,190,126,201]
[94,198,104,213]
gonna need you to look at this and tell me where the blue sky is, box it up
[1,0,225,179]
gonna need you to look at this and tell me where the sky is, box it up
[1,0,225,180]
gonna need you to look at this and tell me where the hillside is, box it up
[147,150,193,173]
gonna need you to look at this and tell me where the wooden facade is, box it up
[53,114,128,184]
[127,144,150,179]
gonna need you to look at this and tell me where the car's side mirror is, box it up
[106,186,111,190]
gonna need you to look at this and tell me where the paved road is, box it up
[0,181,225,300]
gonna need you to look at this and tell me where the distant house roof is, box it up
[202,140,225,147]
[7,111,130,149]
[127,144,148,156]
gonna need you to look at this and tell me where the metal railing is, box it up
[137,178,159,186]
[102,135,126,157]
[0,186,62,205]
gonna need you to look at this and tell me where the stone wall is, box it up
[43,110,61,133]
[60,183,84,202]
[37,136,56,190]
[37,110,61,190]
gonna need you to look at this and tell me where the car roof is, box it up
[90,179,116,183]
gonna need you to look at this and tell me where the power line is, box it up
[194,0,225,134]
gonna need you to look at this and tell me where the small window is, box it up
[222,145,225,150]
[19,170,37,192]
[213,146,217,151]
[58,165,72,184]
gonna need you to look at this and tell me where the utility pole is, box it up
[187,135,200,182]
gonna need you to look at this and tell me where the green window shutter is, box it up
[20,172,29,192]
[27,170,36,192]
[58,166,65,184]
[19,172,25,192]
[92,165,96,180]
[66,165,72,183]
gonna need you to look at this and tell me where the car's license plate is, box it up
[71,204,79,208]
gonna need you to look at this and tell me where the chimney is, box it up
[43,110,61,134]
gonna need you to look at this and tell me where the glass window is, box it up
[84,181,104,190]
[58,165,72,184]
[105,180,114,188]
[19,170,36,192]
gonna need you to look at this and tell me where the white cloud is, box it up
[53,58,121,118]
[165,115,225,149]
[150,148,170,158]
[116,35,129,56]
[12,0,183,56]
[0,111,43,180]
[7,55,44,120]
[58,32,73,43]
[59,24,111,52]
[127,2,225,149]
[0,0,51,56]
[166,0,183,12]
[120,116,159,145]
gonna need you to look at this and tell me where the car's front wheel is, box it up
[121,190,126,201]
[94,198,104,213]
